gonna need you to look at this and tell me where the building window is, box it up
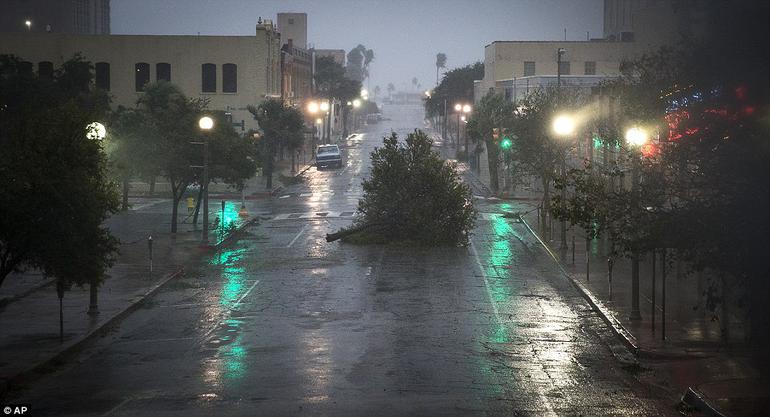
[202,63,216,93]
[523,61,535,76]
[135,63,150,91]
[584,61,596,75]
[288,18,294,24]
[558,61,571,75]
[95,62,110,90]
[38,61,54,79]
[223,63,237,93]
[156,63,171,82]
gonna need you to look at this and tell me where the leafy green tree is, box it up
[0,54,119,290]
[552,1,770,348]
[346,44,374,83]
[435,53,447,85]
[423,62,483,122]
[314,56,362,136]
[507,87,585,230]
[466,92,516,194]
[137,81,206,233]
[106,107,159,210]
[328,130,476,246]
[249,99,304,189]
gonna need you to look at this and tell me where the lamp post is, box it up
[625,126,649,321]
[557,48,566,90]
[454,103,462,147]
[320,100,330,144]
[199,116,214,245]
[552,114,576,249]
[86,122,106,316]
[462,104,472,163]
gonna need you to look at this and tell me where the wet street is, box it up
[11,105,670,416]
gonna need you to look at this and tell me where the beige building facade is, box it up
[0,22,282,132]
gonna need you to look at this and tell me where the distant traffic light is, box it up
[500,136,512,150]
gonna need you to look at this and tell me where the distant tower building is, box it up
[0,0,111,34]
[277,13,306,49]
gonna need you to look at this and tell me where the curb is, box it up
[1,267,184,397]
[518,214,640,356]
[1,214,258,397]
[681,387,727,417]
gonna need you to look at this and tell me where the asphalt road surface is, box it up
[9,104,672,416]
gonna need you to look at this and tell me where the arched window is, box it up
[222,63,237,93]
[156,62,171,82]
[95,62,110,90]
[135,62,150,91]
[38,61,54,79]
[201,63,216,93]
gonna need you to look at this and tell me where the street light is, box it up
[552,114,577,249]
[25,20,31,31]
[625,127,649,147]
[199,116,214,245]
[319,101,330,112]
[624,125,648,321]
[86,122,106,316]
[307,100,319,114]
[552,114,576,137]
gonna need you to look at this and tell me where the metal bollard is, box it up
[148,235,153,274]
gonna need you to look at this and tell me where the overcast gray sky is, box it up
[112,0,603,94]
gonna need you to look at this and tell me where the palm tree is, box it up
[435,53,447,85]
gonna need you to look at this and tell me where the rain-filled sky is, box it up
[112,0,603,94]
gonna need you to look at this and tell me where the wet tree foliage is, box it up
[329,130,476,246]
[0,54,119,290]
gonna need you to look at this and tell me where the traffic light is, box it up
[500,136,512,150]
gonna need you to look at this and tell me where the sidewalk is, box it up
[428,124,769,416]
[0,160,313,397]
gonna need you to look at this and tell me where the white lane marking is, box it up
[286,224,308,248]
[279,195,290,199]
[233,279,261,307]
[102,398,131,416]
[201,279,260,340]
[130,199,166,211]
[299,193,312,197]
[470,241,502,327]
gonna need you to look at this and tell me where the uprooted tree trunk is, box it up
[325,222,385,242]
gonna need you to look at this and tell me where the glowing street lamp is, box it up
[86,122,106,141]
[462,104,471,114]
[624,125,649,322]
[625,127,649,147]
[454,103,462,112]
[86,121,107,316]
[424,90,431,98]
[198,116,214,245]
[352,99,361,108]
[307,100,319,114]
[319,101,330,112]
[25,20,31,31]
[552,114,576,137]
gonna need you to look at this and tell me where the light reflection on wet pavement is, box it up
[10,105,671,416]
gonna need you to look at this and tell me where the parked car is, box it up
[316,144,342,169]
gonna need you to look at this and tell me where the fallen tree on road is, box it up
[327,130,476,246]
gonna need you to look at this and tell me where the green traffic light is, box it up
[501,136,512,149]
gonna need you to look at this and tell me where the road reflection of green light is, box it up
[486,215,515,343]
[207,247,251,383]
[223,340,247,380]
